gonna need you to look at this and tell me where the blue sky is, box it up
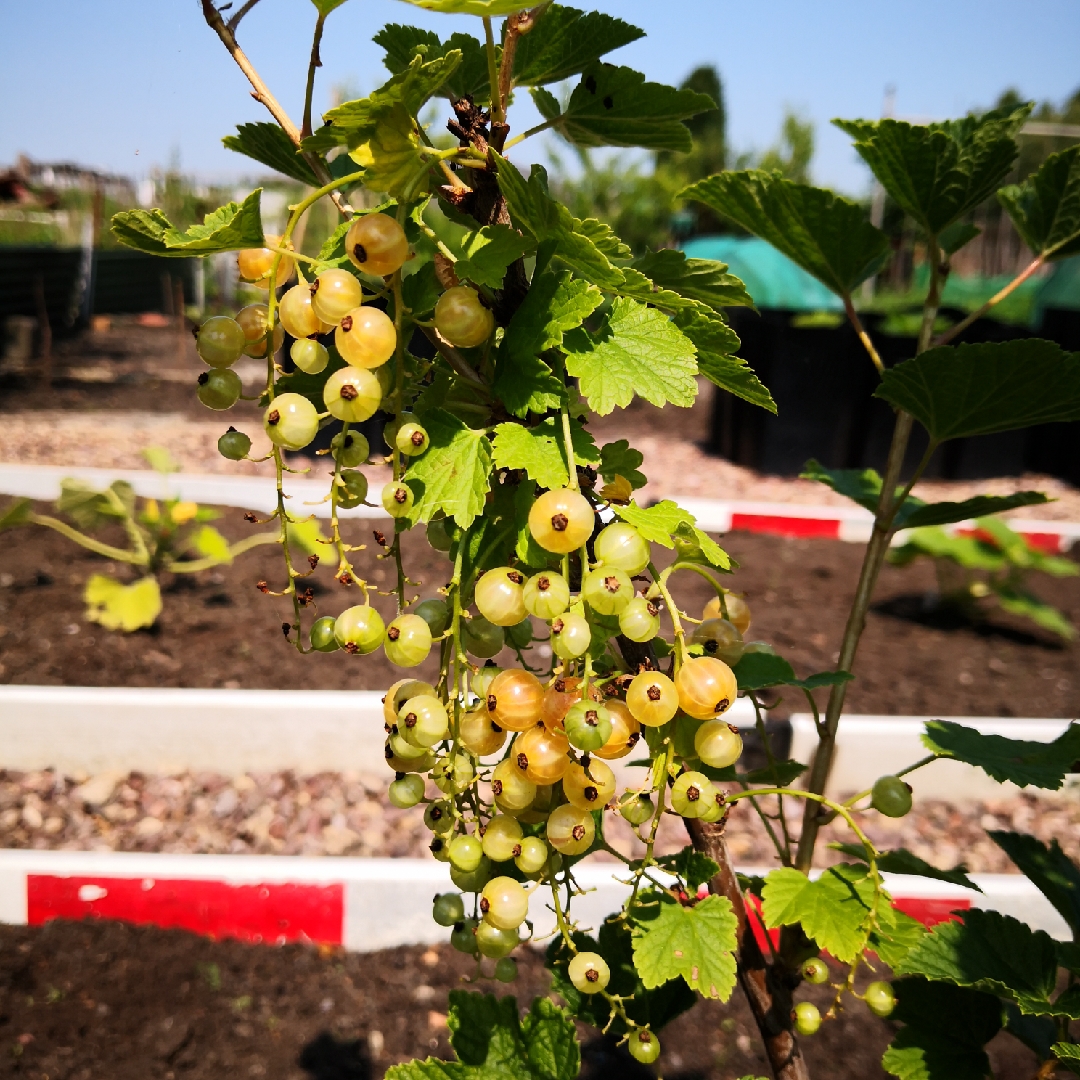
[1,1,1077,195]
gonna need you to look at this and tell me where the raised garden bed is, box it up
[1,521,1076,720]
[0,919,1040,1080]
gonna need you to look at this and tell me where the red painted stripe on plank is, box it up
[743,892,969,956]
[27,875,344,945]
[892,895,970,927]
[730,513,841,540]
[1015,532,1064,555]
[954,526,1063,556]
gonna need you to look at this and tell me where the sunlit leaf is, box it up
[84,575,162,633]
[682,170,890,296]
[112,190,264,257]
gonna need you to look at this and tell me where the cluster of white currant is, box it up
[192,212,490,521]
[191,216,766,1060]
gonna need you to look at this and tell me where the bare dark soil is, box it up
[1,504,1076,719]
[0,918,1039,1080]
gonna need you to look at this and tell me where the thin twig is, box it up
[932,254,1044,348]
[302,12,327,139]
[843,293,885,376]
[420,326,489,391]
[226,0,262,33]
[199,0,351,217]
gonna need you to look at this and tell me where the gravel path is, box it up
[3,768,1075,875]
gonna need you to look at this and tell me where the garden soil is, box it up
[0,918,1038,1080]
[1,511,1076,720]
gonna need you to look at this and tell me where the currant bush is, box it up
[155,7,1048,1069]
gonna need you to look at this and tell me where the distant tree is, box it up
[758,110,815,184]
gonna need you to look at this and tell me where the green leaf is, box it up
[671,521,731,571]
[682,170,891,296]
[939,221,982,256]
[189,525,232,565]
[742,760,807,787]
[655,848,720,890]
[563,297,698,415]
[611,500,730,570]
[111,189,264,257]
[833,843,980,892]
[222,123,319,187]
[84,575,162,633]
[1054,1041,1080,1076]
[902,492,1051,529]
[999,145,1080,260]
[142,446,178,475]
[387,990,579,1080]
[631,892,738,1000]
[304,53,462,153]
[835,103,1032,236]
[310,0,348,13]
[392,0,526,14]
[352,105,426,198]
[732,650,852,692]
[493,156,624,290]
[612,499,692,546]
[875,339,1080,443]
[801,458,1051,529]
[511,6,644,87]
[895,908,1061,1016]
[572,217,631,259]
[800,459,883,515]
[374,24,490,102]
[405,409,492,529]
[870,908,931,970]
[494,268,602,417]
[996,585,1077,640]
[454,225,535,289]
[402,260,442,316]
[553,63,716,152]
[631,249,754,312]
[598,440,646,490]
[761,864,880,963]
[882,978,1002,1080]
[988,831,1080,936]
[55,479,128,531]
[0,498,32,532]
[923,719,1080,790]
[491,417,599,490]
[679,308,775,413]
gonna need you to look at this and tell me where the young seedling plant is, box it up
[0,448,316,631]
[109,2,1080,1076]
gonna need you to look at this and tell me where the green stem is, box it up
[795,407,913,872]
[933,254,1044,349]
[842,293,885,376]
[842,754,940,808]
[166,530,280,574]
[26,514,143,566]
[560,404,578,491]
[649,560,686,666]
[502,117,558,151]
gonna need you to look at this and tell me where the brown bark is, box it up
[686,818,810,1080]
